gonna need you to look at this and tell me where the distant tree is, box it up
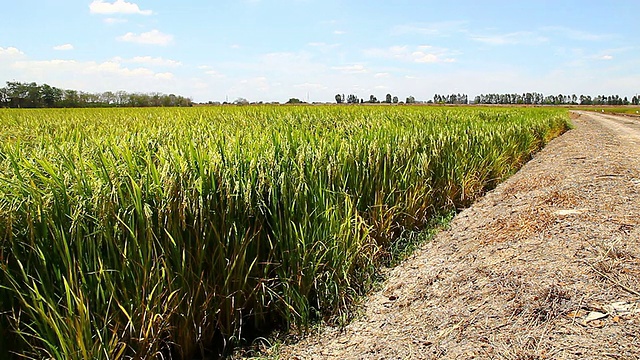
[385,93,392,103]
[346,94,359,104]
[0,81,193,108]
[6,81,28,107]
[22,82,42,107]
[101,91,116,106]
[286,98,303,104]
[161,93,174,107]
[433,93,468,104]
[233,97,249,105]
[392,96,399,104]
[148,92,162,107]
[0,87,7,107]
[406,96,415,104]
[129,93,150,107]
[41,84,63,107]
[62,89,81,107]
[335,94,343,104]
[369,94,378,103]
[110,91,123,106]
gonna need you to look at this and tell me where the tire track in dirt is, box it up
[279,111,640,359]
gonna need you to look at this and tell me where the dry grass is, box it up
[502,174,557,197]
[480,206,553,245]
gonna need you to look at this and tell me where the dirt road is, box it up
[578,111,640,145]
[281,111,640,359]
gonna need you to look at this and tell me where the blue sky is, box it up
[1,0,638,102]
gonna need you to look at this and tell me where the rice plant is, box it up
[0,106,569,359]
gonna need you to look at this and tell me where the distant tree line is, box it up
[335,93,414,104]
[433,94,469,104]
[335,94,362,104]
[473,92,638,106]
[0,81,193,108]
[333,92,639,106]
[285,98,305,104]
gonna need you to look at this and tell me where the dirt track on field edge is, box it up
[277,111,640,359]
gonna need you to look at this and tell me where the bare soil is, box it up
[279,111,640,359]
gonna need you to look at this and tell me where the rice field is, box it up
[573,106,640,116]
[0,106,569,359]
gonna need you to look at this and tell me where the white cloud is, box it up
[117,30,173,45]
[414,53,439,63]
[205,70,225,78]
[293,83,327,91]
[0,46,25,58]
[154,72,174,80]
[233,76,271,94]
[588,47,631,62]
[90,61,154,76]
[128,56,181,67]
[53,44,74,51]
[307,42,341,52]
[6,58,182,95]
[559,47,628,64]
[364,45,456,63]
[331,64,367,74]
[104,17,127,24]
[257,52,324,74]
[374,72,390,78]
[333,30,346,35]
[540,26,611,42]
[471,32,548,45]
[12,59,157,78]
[392,21,467,36]
[89,0,152,15]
